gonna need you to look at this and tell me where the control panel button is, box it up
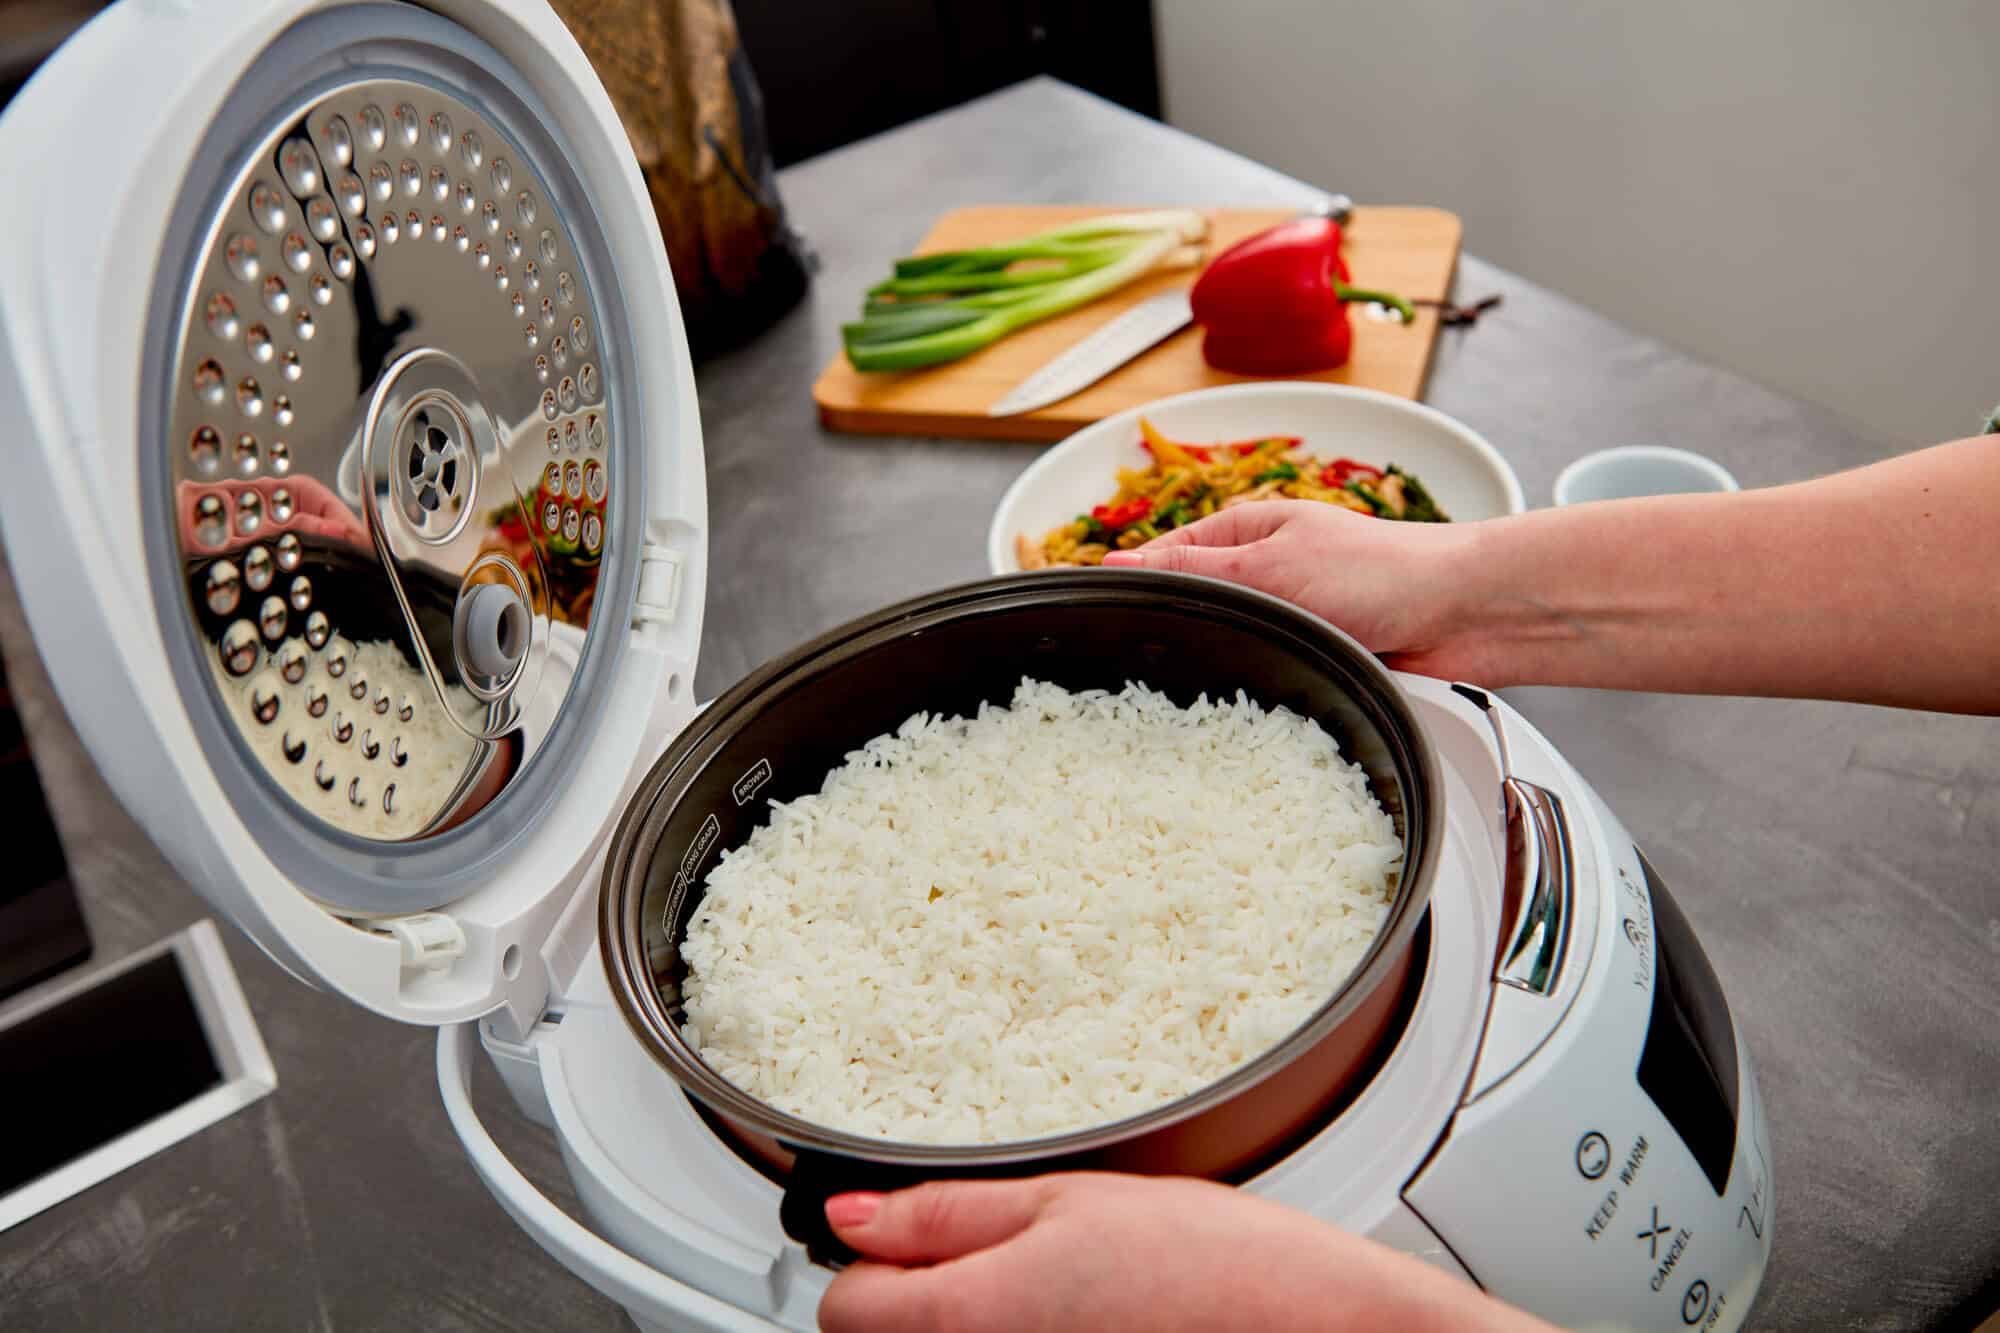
[1576,1131,1611,1180]
[1637,1206,1672,1259]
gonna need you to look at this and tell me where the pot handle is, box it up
[780,1151,1038,1270]
[1496,775,1574,995]
[780,1152,928,1268]
[1449,684,1576,996]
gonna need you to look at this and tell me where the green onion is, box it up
[869,241,1137,297]
[841,303,990,346]
[1252,462,1301,485]
[843,210,1209,373]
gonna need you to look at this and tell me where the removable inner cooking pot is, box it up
[599,571,1441,1262]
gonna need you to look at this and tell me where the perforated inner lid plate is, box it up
[142,4,648,916]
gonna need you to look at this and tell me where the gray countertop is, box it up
[4,77,1996,1332]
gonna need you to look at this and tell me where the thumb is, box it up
[1101,538,1251,580]
[1137,501,1303,553]
[826,1178,1053,1265]
[1101,502,1303,574]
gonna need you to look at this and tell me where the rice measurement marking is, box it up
[731,758,773,806]
[674,813,722,891]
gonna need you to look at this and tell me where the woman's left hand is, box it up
[816,1172,1558,1333]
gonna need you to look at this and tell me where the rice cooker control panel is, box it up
[1404,766,1774,1332]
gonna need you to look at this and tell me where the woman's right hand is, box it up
[1102,500,1490,681]
[818,1173,1559,1333]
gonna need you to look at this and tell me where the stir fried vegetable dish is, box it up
[1019,417,1448,569]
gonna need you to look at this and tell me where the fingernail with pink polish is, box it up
[825,1192,884,1228]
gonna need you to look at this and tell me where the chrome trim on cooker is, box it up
[1448,684,1574,996]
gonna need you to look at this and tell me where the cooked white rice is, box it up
[679,678,1402,1144]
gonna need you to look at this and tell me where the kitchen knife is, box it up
[985,196,1353,418]
[985,290,1194,418]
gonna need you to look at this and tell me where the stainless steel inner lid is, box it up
[146,6,644,915]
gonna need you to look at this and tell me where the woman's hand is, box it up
[1101,434,2000,714]
[817,1173,1557,1333]
[1101,501,1491,681]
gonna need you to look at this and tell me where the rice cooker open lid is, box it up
[0,0,708,1025]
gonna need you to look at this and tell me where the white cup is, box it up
[1553,446,1739,507]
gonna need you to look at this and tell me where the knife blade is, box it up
[986,290,1194,418]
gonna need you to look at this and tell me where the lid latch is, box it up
[634,542,683,629]
[375,912,467,973]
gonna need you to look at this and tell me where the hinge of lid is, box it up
[633,542,683,629]
[375,912,466,973]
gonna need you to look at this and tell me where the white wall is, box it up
[1156,0,2000,447]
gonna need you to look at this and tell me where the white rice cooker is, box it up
[0,1,1772,1328]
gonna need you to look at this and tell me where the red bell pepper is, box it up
[1189,217,1414,375]
[1091,496,1153,529]
[1320,458,1383,487]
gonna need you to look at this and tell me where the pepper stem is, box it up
[1333,281,1416,324]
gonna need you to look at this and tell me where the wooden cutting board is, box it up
[813,205,1462,442]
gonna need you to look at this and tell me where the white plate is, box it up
[986,383,1526,574]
